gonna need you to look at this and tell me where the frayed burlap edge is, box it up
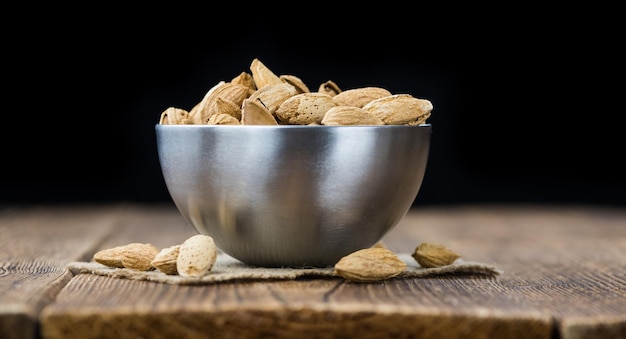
[66,253,501,285]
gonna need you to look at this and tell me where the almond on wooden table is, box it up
[412,242,461,268]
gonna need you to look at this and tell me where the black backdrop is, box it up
[2,7,624,207]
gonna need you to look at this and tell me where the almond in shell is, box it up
[193,82,250,124]
[334,247,407,282]
[231,71,257,92]
[280,74,310,94]
[241,98,279,125]
[321,106,384,126]
[362,94,433,125]
[412,243,460,268]
[94,243,160,271]
[275,92,337,125]
[247,82,298,116]
[176,234,218,278]
[250,58,282,89]
[159,107,191,125]
[331,87,392,108]
[318,80,341,96]
[151,245,181,275]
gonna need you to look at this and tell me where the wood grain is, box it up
[2,204,626,338]
[0,205,115,339]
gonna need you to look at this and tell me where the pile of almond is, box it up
[159,58,433,126]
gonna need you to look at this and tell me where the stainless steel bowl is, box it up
[156,124,431,267]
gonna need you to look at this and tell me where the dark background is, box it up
[2,7,624,208]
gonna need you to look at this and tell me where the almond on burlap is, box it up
[177,234,218,278]
[94,243,160,271]
[334,247,407,282]
[151,245,181,275]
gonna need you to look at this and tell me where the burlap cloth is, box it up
[66,253,500,285]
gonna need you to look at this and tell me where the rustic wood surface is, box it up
[1,203,625,339]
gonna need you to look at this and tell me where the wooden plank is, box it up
[387,205,626,339]
[41,204,626,339]
[0,204,128,339]
[4,204,626,338]
[0,203,194,339]
[41,274,552,338]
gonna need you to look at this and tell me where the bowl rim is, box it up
[155,123,431,129]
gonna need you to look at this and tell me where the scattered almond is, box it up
[94,243,159,271]
[92,238,465,281]
[412,242,460,268]
[151,245,181,275]
[176,234,218,278]
[334,247,407,282]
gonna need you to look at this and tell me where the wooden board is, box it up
[1,204,625,338]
